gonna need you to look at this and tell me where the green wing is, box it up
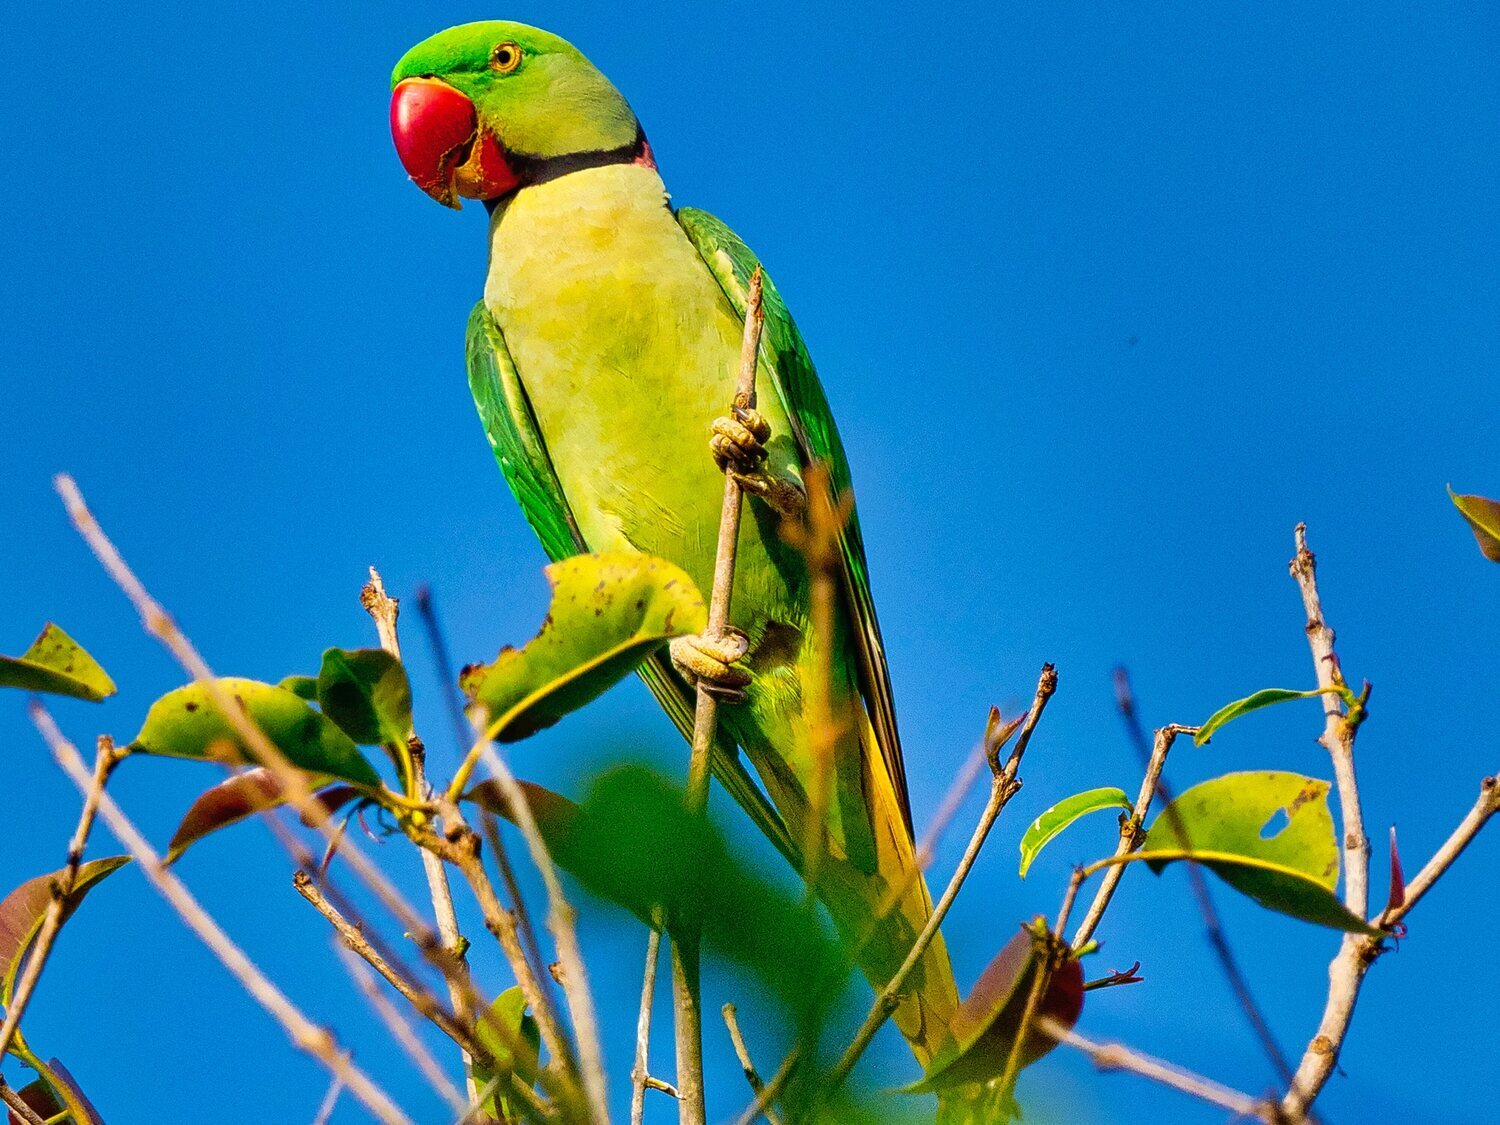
[465,302,796,863]
[675,209,913,836]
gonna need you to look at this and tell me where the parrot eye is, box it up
[490,42,523,74]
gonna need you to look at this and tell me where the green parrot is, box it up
[390,21,959,1066]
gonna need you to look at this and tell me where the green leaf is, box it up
[460,553,707,741]
[1,856,131,1009]
[165,769,362,864]
[0,624,116,702]
[6,1057,105,1125]
[1195,687,1341,746]
[1018,787,1132,877]
[1449,486,1500,562]
[128,678,381,787]
[472,987,539,1122]
[906,921,1083,1092]
[277,675,319,701]
[316,649,411,746]
[1135,771,1377,934]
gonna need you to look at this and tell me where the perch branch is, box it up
[0,1080,47,1125]
[39,710,414,1125]
[823,664,1058,1092]
[672,266,766,1125]
[0,734,123,1062]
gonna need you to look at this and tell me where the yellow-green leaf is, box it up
[1195,687,1337,746]
[1449,487,1500,562]
[1135,771,1377,934]
[1018,787,1131,877]
[129,678,381,787]
[461,553,707,741]
[0,624,116,702]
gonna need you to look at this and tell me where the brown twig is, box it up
[39,710,414,1125]
[0,1081,47,1125]
[721,1004,786,1125]
[1037,1016,1283,1121]
[729,1046,800,1125]
[1070,722,1189,948]
[0,733,123,1062]
[822,664,1058,1091]
[362,568,477,1097]
[1282,526,1372,1116]
[630,930,664,1125]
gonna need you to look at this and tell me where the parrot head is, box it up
[390,21,647,209]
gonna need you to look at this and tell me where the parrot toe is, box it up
[709,407,771,471]
[670,630,752,702]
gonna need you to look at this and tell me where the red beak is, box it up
[390,78,520,209]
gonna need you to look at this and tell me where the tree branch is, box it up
[721,1004,785,1125]
[38,710,414,1125]
[630,930,664,1125]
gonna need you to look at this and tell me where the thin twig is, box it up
[729,1046,800,1125]
[822,664,1058,1092]
[1070,722,1187,948]
[363,568,477,1098]
[673,267,766,1125]
[721,1004,786,1125]
[630,930,663,1125]
[473,742,609,1123]
[38,709,414,1125]
[1283,526,1372,1117]
[1382,776,1499,926]
[1037,1016,1282,1122]
[1096,670,1299,1089]
[0,734,123,1062]
[337,942,468,1114]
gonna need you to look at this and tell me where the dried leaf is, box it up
[906,921,1084,1091]
[0,625,115,702]
[1449,487,1500,562]
[460,553,706,741]
[1018,787,1131,878]
[165,770,360,864]
[1,857,131,1008]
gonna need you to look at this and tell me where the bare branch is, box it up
[0,733,123,1062]
[630,930,663,1125]
[39,709,414,1125]
[0,1080,48,1125]
[721,1004,785,1125]
[1038,1016,1284,1122]
[823,664,1058,1091]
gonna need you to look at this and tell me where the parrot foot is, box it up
[710,406,771,472]
[731,469,808,519]
[670,629,751,703]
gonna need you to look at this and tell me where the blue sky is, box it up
[3,2,1497,1122]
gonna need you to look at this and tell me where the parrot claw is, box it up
[730,469,808,519]
[670,630,752,703]
[709,406,771,472]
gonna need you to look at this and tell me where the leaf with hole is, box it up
[1,856,131,1008]
[1018,787,1131,877]
[1132,770,1377,933]
[1195,687,1338,746]
[459,553,706,741]
[1449,487,1500,562]
[128,678,380,786]
[0,624,115,702]
[472,986,539,1122]
[165,769,362,864]
[905,920,1084,1092]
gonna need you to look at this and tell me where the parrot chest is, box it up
[481,164,799,588]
